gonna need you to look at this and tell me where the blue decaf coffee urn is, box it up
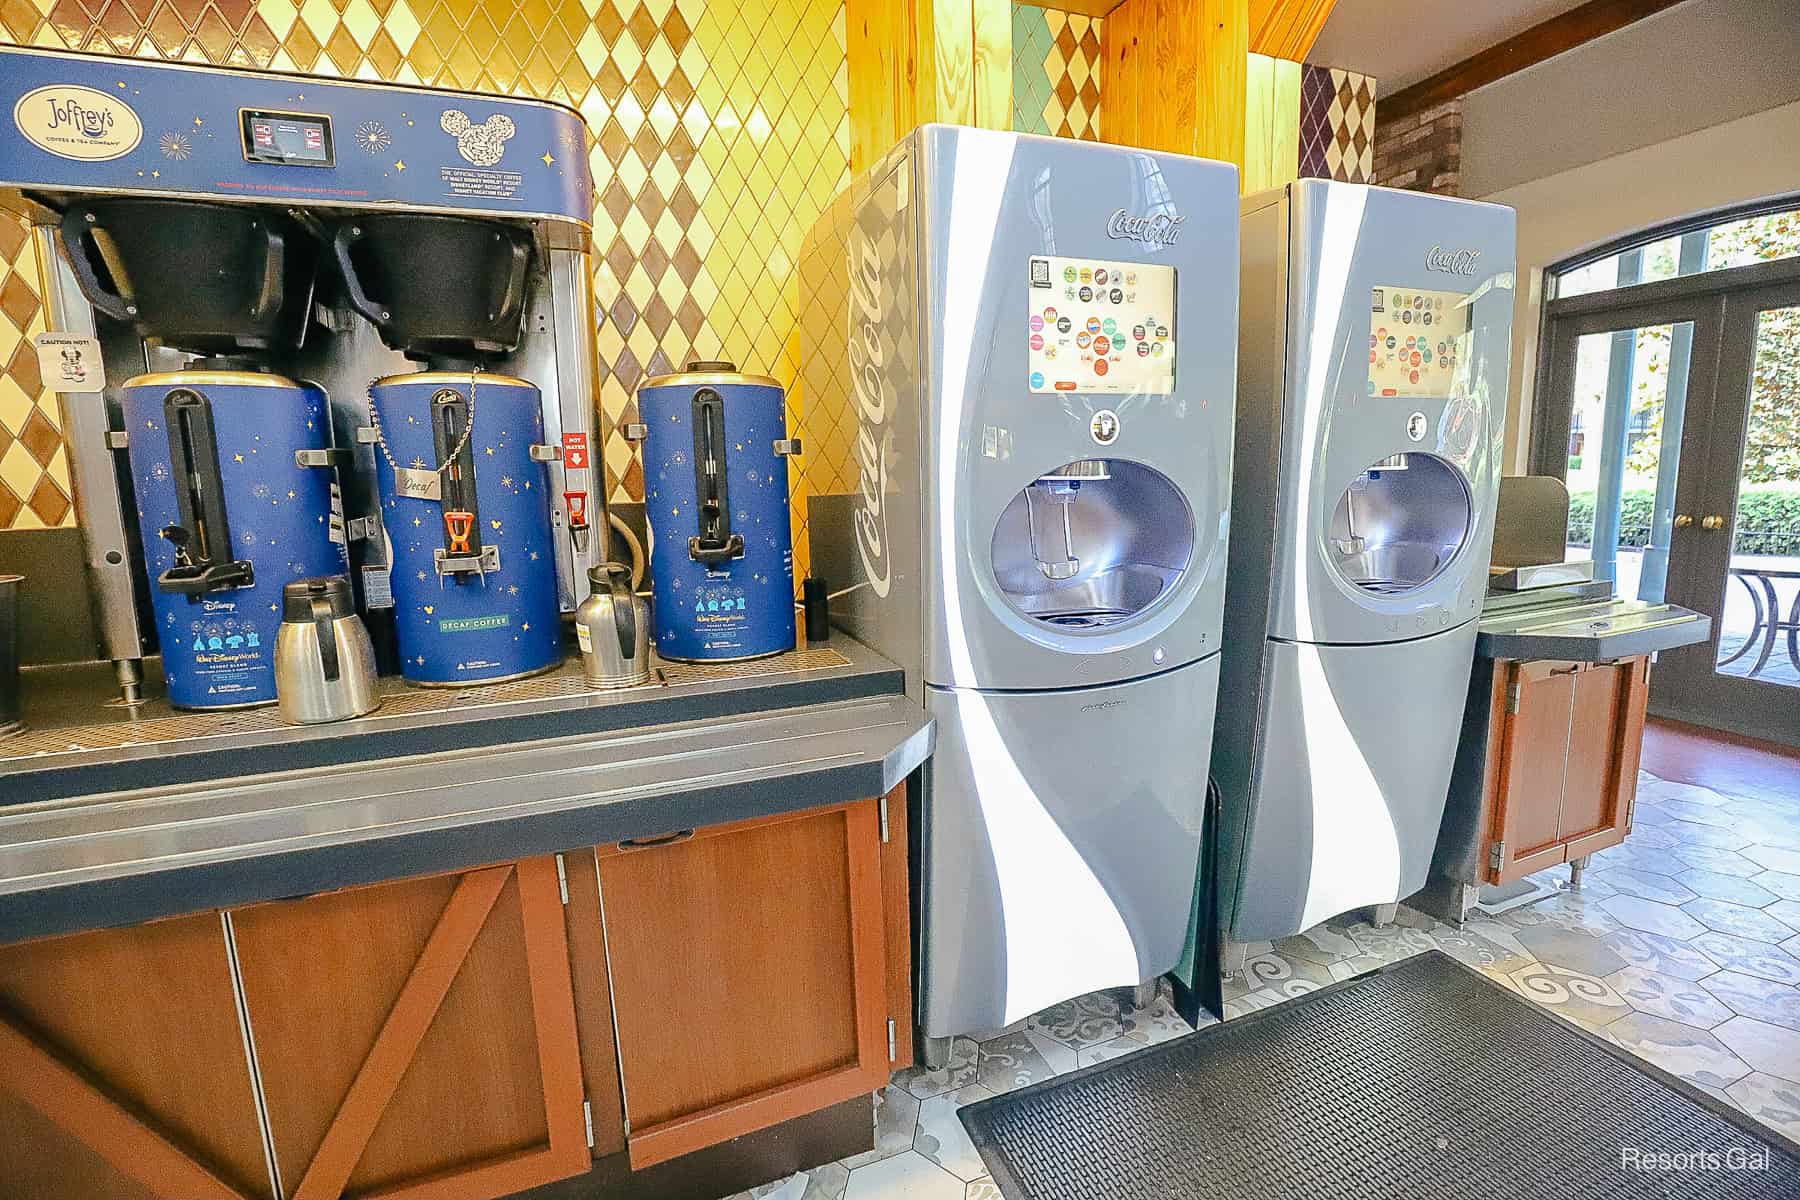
[55,198,345,710]
[337,213,563,686]
[634,362,798,661]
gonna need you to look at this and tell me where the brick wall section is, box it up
[1372,98,1463,196]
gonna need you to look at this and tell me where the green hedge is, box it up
[1568,484,1800,555]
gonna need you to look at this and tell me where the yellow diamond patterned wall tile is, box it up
[0,0,851,538]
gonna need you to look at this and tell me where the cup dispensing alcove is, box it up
[1326,453,1473,597]
[991,460,1196,632]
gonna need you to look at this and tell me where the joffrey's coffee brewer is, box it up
[2,47,605,708]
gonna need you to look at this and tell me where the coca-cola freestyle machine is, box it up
[799,127,1238,1061]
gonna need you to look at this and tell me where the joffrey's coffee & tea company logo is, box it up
[1425,245,1482,276]
[14,84,143,161]
[1106,208,1185,247]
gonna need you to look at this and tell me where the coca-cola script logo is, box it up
[1106,208,1185,247]
[1425,245,1482,276]
[845,229,892,598]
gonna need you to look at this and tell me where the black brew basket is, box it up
[58,199,317,355]
[333,214,533,362]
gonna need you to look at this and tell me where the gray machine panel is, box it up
[1259,181,1514,647]
[913,127,1238,692]
[1226,626,1478,942]
[922,654,1219,1037]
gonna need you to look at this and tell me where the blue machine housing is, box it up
[370,371,562,685]
[638,368,796,662]
[122,372,345,708]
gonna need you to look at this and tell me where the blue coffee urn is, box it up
[636,362,797,661]
[122,370,346,709]
[368,370,562,686]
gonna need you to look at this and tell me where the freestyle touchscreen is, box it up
[1369,285,1472,397]
[1028,254,1176,395]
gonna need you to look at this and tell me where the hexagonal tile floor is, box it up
[717,766,1800,1199]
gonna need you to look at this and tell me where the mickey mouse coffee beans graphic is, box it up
[440,109,516,167]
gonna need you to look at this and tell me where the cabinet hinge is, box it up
[887,1018,897,1063]
[1489,841,1506,871]
[583,1100,595,1149]
[1505,681,1522,715]
[554,853,569,905]
[878,793,890,844]
[622,1114,631,1137]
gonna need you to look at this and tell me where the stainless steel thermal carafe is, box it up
[275,577,380,724]
[576,562,650,690]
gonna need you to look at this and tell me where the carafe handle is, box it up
[491,232,530,330]
[606,564,637,662]
[310,593,340,683]
[57,207,134,323]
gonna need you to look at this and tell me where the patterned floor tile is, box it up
[974,1029,1072,1094]
[1513,923,1629,977]
[1600,894,1708,940]
[913,1084,993,1182]
[1226,950,1339,1000]
[1506,961,1632,1027]
[1726,1073,1800,1141]
[1427,924,1534,972]
[1682,897,1797,943]
[1713,1016,1800,1083]
[1673,845,1760,875]
[1659,798,1745,828]
[844,1151,967,1200]
[1690,931,1800,986]
[1767,900,1800,931]
[1702,971,1800,1031]
[1599,928,1722,982]
[1747,845,1800,875]
[965,1179,1001,1200]
[1342,920,1441,965]
[1760,872,1800,901]
[1665,820,1758,852]
[1455,915,1535,961]
[842,1085,920,1170]
[1224,985,1298,1018]
[1616,822,1681,850]
[892,1038,979,1100]
[1675,868,1779,907]
[1606,966,1734,1028]
[1276,924,1361,966]
[1026,988,1168,1052]
[1606,1011,1754,1089]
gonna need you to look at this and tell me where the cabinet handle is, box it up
[1549,664,1582,676]
[618,829,695,851]
[1673,514,1694,529]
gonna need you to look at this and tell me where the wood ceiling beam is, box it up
[1248,0,1339,61]
[1382,0,1690,124]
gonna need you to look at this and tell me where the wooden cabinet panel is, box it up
[1485,656,1653,884]
[1492,662,1577,882]
[229,858,588,1200]
[0,912,270,1200]
[600,800,892,1169]
[1564,658,1650,861]
[563,848,627,1160]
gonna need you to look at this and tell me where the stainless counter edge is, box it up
[1476,613,1712,663]
[0,694,935,944]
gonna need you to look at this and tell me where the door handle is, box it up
[1673,514,1694,529]
[1701,515,1727,531]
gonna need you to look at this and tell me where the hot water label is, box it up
[1027,254,1176,395]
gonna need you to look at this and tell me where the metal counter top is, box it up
[0,690,933,944]
[1476,586,1711,662]
[2,638,903,806]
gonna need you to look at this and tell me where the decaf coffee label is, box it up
[14,84,142,161]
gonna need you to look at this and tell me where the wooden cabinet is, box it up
[1486,656,1650,883]
[0,789,913,1196]
[0,913,271,1200]
[592,796,903,1169]
[228,857,594,1200]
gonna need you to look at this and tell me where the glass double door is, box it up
[1539,278,1800,747]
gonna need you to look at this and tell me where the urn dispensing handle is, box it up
[58,207,135,322]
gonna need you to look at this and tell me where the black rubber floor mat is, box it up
[960,950,1800,1200]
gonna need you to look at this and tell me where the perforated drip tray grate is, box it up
[0,647,852,768]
